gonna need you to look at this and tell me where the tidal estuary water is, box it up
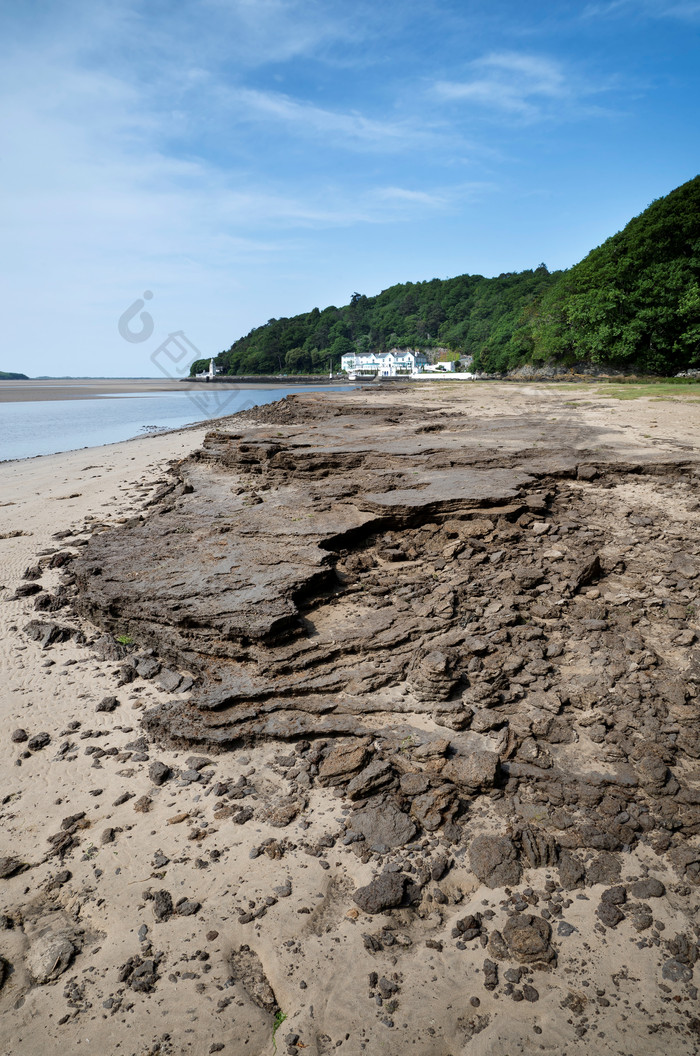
[0,385,350,462]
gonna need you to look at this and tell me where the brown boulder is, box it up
[503,913,556,966]
[469,835,521,888]
[410,785,456,831]
[317,741,370,786]
[557,851,585,890]
[353,873,406,914]
[442,747,499,793]
[348,804,417,853]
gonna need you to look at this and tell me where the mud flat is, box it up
[1,382,700,1056]
[0,378,322,403]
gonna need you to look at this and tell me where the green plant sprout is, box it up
[272,1011,287,1053]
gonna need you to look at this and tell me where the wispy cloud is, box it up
[197,0,379,66]
[370,183,492,210]
[229,87,441,152]
[435,52,567,118]
[0,27,472,368]
[433,50,616,123]
[583,0,700,21]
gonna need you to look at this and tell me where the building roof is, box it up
[341,350,426,360]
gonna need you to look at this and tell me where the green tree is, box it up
[214,175,700,378]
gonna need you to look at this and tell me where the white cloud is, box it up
[229,87,440,151]
[434,51,570,119]
[373,187,449,206]
[0,18,468,375]
[583,0,700,20]
[433,50,618,123]
[195,0,366,66]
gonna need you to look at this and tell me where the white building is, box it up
[423,361,457,372]
[340,349,429,377]
[196,358,220,379]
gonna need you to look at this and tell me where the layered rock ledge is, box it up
[68,389,700,889]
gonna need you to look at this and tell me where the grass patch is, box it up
[598,383,700,400]
[533,379,700,401]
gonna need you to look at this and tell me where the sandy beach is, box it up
[1,383,699,1056]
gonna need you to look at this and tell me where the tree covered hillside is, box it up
[526,174,700,375]
[198,175,700,378]
[203,266,558,377]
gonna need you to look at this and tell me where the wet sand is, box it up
[0,378,299,403]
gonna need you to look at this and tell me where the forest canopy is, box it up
[198,175,700,378]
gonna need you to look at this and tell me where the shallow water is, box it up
[0,386,349,461]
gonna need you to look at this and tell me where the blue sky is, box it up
[1,0,698,377]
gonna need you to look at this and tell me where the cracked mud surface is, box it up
[2,384,700,1055]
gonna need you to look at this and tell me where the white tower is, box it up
[208,358,215,379]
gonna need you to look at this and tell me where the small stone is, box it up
[96,695,120,713]
[601,885,627,905]
[50,870,71,888]
[27,935,75,983]
[378,976,399,999]
[0,857,26,879]
[353,873,406,915]
[503,914,555,966]
[662,958,693,983]
[629,878,665,899]
[135,657,161,680]
[667,934,698,966]
[180,769,202,784]
[148,760,172,786]
[10,729,27,743]
[586,852,621,886]
[152,890,173,921]
[483,959,498,991]
[27,732,50,751]
[596,902,624,928]
[522,984,539,1002]
[348,804,416,854]
[176,899,201,916]
[431,855,449,882]
[630,909,653,932]
[13,582,43,598]
[157,669,183,693]
[469,835,521,888]
[558,851,585,890]
[185,755,214,772]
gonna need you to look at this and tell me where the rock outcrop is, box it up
[69,390,700,885]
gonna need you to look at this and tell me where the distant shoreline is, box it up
[0,377,352,404]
